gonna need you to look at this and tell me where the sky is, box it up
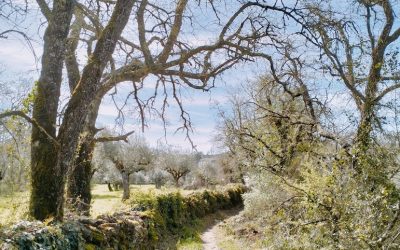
[0,8,264,153]
[0,1,278,154]
[2,1,399,153]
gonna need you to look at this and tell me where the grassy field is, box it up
[0,184,195,226]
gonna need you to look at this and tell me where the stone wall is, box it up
[0,185,245,249]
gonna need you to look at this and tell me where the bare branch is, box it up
[157,0,188,63]
[0,111,59,146]
[94,130,134,143]
[137,0,154,65]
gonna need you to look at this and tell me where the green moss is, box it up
[85,243,97,250]
[90,228,105,243]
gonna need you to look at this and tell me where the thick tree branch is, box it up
[137,0,154,65]
[94,130,135,143]
[157,0,187,63]
[36,0,52,20]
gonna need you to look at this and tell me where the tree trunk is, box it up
[66,98,101,215]
[174,177,180,187]
[121,171,130,200]
[113,182,120,191]
[30,0,74,221]
[107,182,113,192]
[66,133,95,216]
[52,0,135,220]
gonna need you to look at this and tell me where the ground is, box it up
[0,190,29,227]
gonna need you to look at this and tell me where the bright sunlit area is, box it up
[1,0,400,249]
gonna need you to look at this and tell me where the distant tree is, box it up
[215,153,244,184]
[92,152,120,192]
[152,169,169,189]
[155,148,197,187]
[0,120,30,194]
[194,159,218,187]
[102,135,152,200]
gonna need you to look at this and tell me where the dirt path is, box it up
[200,208,242,250]
[201,223,221,250]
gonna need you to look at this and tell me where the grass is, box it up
[0,184,195,226]
[0,191,30,227]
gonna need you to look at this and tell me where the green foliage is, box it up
[238,145,400,249]
[220,73,400,249]
[21,81,38,114]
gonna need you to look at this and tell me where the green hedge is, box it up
[0,185,245,249]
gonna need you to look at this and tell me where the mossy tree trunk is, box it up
[66,133,95,215]
[30,0,74,221]
[66,98,101,215]
[31,0,135,220]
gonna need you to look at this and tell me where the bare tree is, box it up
[302,0,400,159]
[155,147,197,187]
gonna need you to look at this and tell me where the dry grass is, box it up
[0,191,30,226]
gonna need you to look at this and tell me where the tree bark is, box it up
[174,176,180,187]
[66,133,95,216]
[107,182,113,192]
[30,0,74,220]
[66,98,101,215]
[121,171,130,200]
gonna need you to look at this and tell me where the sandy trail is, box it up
[200,208,241,250]
[201,222,221,250]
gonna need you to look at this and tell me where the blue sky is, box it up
[2,1,399,153]
[0,26,265,153]
[0,1,269,153]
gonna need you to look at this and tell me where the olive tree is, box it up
[302,0,400,160]
[154,148,198,187]
[101,135,152,200]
